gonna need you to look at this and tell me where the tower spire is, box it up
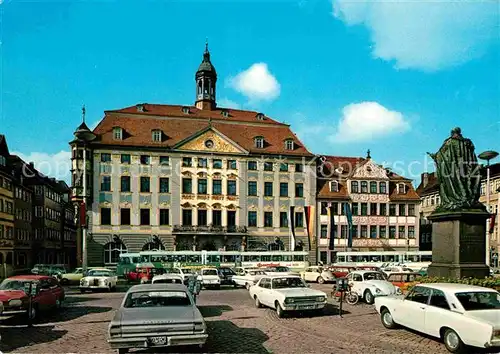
[82,105,86,123]
[195,41,217,110]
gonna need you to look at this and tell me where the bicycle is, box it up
[331,284,360,305]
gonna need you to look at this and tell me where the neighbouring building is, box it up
[316,152,421,264]
[0,135,15,277]
[70,45,317,266]
[12,164,33,272]
[417,162,500,265]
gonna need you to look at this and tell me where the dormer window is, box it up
[182,106,190,114]
[397,183,407,194]
[221,110,229,118]
[284,139,294,150]
[113,127,123,140]
[254,136,264,149]
[329,181,339,192]
[152,129,162,142]
[256,113,265,120]
[136,104,145,112]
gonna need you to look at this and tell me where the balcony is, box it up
[172,225,247,234]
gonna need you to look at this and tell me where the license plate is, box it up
[149,336,167,345]
[298,305,315,310]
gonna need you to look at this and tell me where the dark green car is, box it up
[417,267,428,277]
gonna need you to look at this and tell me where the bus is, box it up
[115,250,310,277]
[333,251,432,270]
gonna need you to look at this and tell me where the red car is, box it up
[0,275,65,321]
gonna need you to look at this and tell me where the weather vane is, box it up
[82,105,86,123]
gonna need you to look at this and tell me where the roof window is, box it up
[112,127,123,141]
[256,113,265,120]
[182,106,190,114]
[221,110,229,118]
[254,136,264,149]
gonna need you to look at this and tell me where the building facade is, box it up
[0,135,15,277]
[12,171,33,272]
[316,153,421,264]
[417,163,500,265]
[70,46,316,266]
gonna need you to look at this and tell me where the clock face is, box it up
[205,139,214,148]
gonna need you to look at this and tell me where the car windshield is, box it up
[219,268,235,275]
[0,279,35,291]
[202,269,218,276]
[153,278,183,284]
[363,272,385,281]
[272,277,306,289]
[455,291,500,311]
[87,270,112,277]
[124,291,191,308]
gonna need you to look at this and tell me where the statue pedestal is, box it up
[427,210,490,279]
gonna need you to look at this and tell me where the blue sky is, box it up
[1,0,499,183]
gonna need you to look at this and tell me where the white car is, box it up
[197,268,221,289]
[381,266,414,277]
[162,267,196,281]
[375,283,500,353]
[80,269,118,292]
[249,275,327,318]
[261,266,298,276]
[347,270,401,304]
[300,266,335,284]
[233,269,266,289]
[152,274,184,284]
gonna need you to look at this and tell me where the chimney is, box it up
[29,162,34,168]
[421,172,429,188]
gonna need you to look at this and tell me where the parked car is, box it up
[386,272,422,293]
[126,266,165,284]
[31,264,67,278]
[381,266,414,277]
[375,283,500,353]
[261,266,298,276]
[80,269,118,292]
[60,267,102,285]
[107,283,208,354]
[233,268,266,289]
[151,274,202,302]
[347,270,401,304]
[327,266,355,278]
[418,267,428,277]
[197,268,221,289]
[249,275,327,318]
[0,275,65,321]
[217,267,236,285]
[300,266,335,284]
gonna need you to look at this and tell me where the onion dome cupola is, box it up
[195,41,217,110]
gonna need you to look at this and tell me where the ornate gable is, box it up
[175,127,247,154]
[351,160,389,180]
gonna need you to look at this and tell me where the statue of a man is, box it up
[427,127,483,212]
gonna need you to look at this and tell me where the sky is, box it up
[1,0,499,184]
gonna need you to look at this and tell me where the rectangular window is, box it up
[379,226,387,238]
[227,210,236,227]
[320,202,328,215]
[140,155,150,165]
[295,212,304,227]
[264,212,273,227]
[389,204,396,216]
[280,163,288,172]
[399,204,406,216]
[197,209,207,226]
[320,225,328,238]
[159,156,170,165]
[351,181,359,193]
[101,176,111,192]
[279,182,288,197]
[182,209,192,226]
[212,210,222,226]
[370,203,377,215]
[212,180,222,195]
[227,180,237,195]
[399,226,406,238]
[341,225,347,239]
[159,209,169,225]
[248,161,257,170]
[295,164,304,172]
[101,208,111,225]
[159,178,169,193]
[352,203,359,216]
[408,226,415,238]
[227,160,237,169]
[182,178,192,194]
[140,209,150,225]
[264,162,273,171]
[295,183,304,197]
[360,225,368,238]
[352,225,358,238]
[389,226,396,239]
[380,204,387,216]
[121,154,131,164]
[121,208,130,225]
[264,182,273,196]
[379,182,387,194]
[213,159,222,169]
[198,179,207,194]
[182,157,192,167]
[361,181,368,193]
[198,158,208,168]
[331,202,339,215]
[408,204,415,216]
[101,153,111,162]
[248,211,257,227]
[121,176,130,192]
[248,181,257,196]
[140,177,150,193]
[280,212,288,228]
[370,225,377,239]
[360,203,368,216]
[370,182,377,193]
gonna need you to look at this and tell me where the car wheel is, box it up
[254,296,262,308]
[80,289,86,294]
[276,302,285,318]
[364,290,374,304]
[27,304,38,322]
[317,276,325,284]
[215,285,220,290]
[60,278,68,285]
[443,328,466,353]
[380,308,397,329]
[117,348,128,354]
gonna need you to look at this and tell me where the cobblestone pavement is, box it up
[0,284,492,354]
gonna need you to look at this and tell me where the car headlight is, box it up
[80,279,85,284]
[285,298,295,304]
[194,322,206,332]
[375,288,381,294]
[316,296,326,302]
[396,287,402,294]
[9,299,22,307]
[492,329,500,339]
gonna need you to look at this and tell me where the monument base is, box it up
[427,210,490,279]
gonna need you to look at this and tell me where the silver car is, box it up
[107,283,208,354]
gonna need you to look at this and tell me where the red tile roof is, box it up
[317,155,365,177]
[92,104,313,156]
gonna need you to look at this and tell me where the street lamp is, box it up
[478,150,499,267]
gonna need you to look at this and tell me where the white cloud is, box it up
[228,63,281,101]
[217,97,241,110]
[332,102,410,143]
[13,150,72,183]
[332,0,499,71]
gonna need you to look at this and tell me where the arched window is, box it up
[142,241,165,251]
[104,241,127,264]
